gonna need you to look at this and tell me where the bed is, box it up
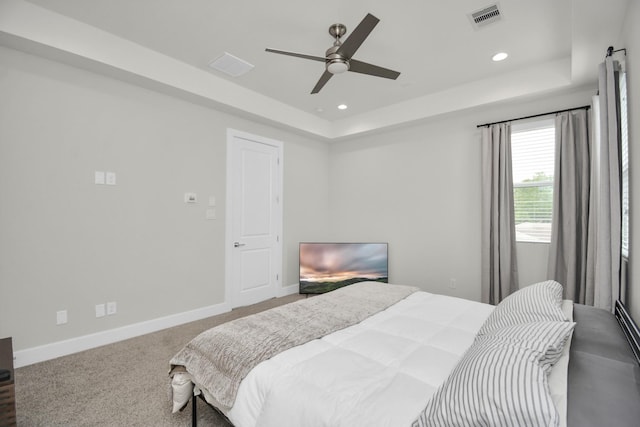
[169,280,640,426]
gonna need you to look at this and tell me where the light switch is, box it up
[206,208,216,220]
[208,196,216,207]
[95,171,105,185]
[106,172,117,185]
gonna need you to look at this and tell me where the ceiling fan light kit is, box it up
[326,42,349,74]
[265,13,401,93]
[327,60,349,74]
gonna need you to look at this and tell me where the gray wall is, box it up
[328,89,594,302]
[2,2,638,353]
[516,243,551,287]
[0,46,329,351]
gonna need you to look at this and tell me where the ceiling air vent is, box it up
[208,52,254,77]
[468,3,503,30]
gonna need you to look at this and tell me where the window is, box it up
[511,119,555,243]
[620,71,629,258]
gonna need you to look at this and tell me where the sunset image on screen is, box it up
[299,243,388,294]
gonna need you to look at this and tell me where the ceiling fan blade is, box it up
[349,59,401,80]
[336,13,379,59]
[265,48,326,62]
[311,71,333,94]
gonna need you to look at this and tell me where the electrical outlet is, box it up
[107,301,117,315]
[105,172,116,185]
[95,304,105,318]
[56,310,68,325]
[449,278,457,289]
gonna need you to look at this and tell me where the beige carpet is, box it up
[15,293,304,426]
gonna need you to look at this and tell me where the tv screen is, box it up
[299,242,388,294]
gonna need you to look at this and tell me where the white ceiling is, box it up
[0,0,631,139]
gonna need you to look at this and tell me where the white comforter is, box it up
[227,291,495,427]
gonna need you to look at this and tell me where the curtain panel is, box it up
[481,123,519,305]
[547,110,591,303]
[547,57,622,312]
[592,57,623,311]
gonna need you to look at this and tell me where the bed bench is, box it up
[567,303,640,427]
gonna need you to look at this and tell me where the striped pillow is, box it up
[475,321,575,369]
[412,322,574,427]
[478,280,567,336]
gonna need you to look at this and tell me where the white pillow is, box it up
[412,321,575,427]
[171,372,193,413]
[478,280,567,336]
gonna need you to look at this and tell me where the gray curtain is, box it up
[481,123,519,305]
[592,57,622,311]
[547,110,591,303]
[547,57,622,312]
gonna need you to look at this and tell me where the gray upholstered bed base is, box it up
[567,303,640,427]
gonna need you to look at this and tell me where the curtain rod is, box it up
[606,46,626,58]
[476,105,591,128]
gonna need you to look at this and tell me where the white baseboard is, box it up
[278,283,300,297]
[14,301,232,368]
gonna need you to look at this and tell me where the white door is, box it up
[226,129,282,308]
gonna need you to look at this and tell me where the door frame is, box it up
[225,128,283,308]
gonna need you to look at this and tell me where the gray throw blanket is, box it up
[170,281,418,411]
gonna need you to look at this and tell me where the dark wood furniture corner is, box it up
[0,337,16,427]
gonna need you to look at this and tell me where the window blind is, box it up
[511,120,555,243]
[620,73,629,258]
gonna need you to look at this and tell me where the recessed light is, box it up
[337,104,348,110]
[492,52,508,62]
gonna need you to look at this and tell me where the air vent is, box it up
[468,3,503,30]
[208,52,254,77]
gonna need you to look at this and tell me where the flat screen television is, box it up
[299,242,388,294]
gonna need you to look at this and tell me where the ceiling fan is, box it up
[265,13,401,94]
